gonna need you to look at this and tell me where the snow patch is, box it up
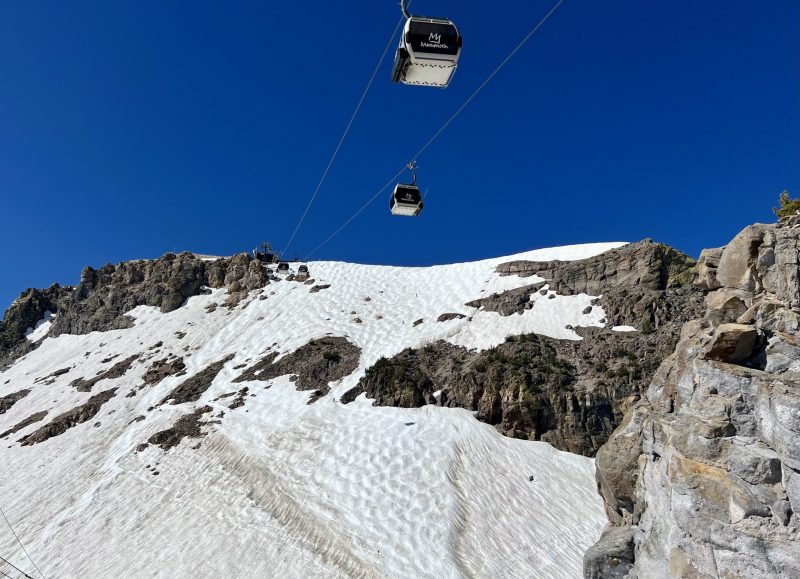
[24,311,56,342]
[612,325,637,333]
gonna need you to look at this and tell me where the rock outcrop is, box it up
[0,252,272,369]
[586,220,800,578]
[19,388,118,446]
[342,241,704,456]
[147,405,214,451]
[235,337,361,403]
[0,284,71,369]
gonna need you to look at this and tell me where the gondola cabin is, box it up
[298,265,309,275]
[392,16,462,88]
[277,261,290,274]
[390,184,424,216]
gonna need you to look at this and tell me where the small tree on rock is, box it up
[773,190,800,222]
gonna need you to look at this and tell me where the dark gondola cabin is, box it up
[298,265,309,275]
[392,16,462,88]
[277,261,290,273]
[390,184,423,216]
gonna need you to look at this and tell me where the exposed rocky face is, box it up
[0,252,271,369]
[586,220,800,578]
[0,284,71,370]
[342,241,703,456]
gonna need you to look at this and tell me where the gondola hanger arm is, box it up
[407,160,418,185]
[400,0,412,19]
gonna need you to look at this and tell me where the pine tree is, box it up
[773,190,800,222]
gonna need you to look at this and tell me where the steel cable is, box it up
[306,0,567,259]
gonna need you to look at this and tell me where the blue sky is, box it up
[1,0,798,312]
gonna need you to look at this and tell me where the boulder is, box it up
[582,525,634,579]
[704,323,759,363]
[695,246,724,290]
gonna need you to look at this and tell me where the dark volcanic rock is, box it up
[0,284,71,369]
[342,326,684,455]
[148,405,213,450]
[437,313,467,322]
[228,387,249,409]
[0,389,30,414]
[19,388,117,445]
[234,337,360,400]
[142,356,186,385]
[465,283,545,316]
[50,253,269,338]
[160,355,234,405]
[70,355,139,392]
[34,367,71,385]
[1,252,273,370]
[0,410,48,439]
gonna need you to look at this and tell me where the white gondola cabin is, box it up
[390,184,424,216]
[392,14,462,88]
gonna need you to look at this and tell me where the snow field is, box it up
[0,242,624,578]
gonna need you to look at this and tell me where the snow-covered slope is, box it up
[0,243,625,579]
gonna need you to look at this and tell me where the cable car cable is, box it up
[0,555,33,579]
[281,14,406,256]
[306,0,567,258]
[0,508,44,579]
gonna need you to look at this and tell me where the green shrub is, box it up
[773,190,800,222]
[323,350,341,363]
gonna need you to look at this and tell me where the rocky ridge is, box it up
[0,252,273,370]
[585,221,800,578]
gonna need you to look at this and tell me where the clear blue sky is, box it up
[1,0,798,312]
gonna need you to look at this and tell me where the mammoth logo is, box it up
[428,32,442,44]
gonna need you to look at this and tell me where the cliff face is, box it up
[0,252,271,369]
[343,240,704,456]
[586,221,800,578]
